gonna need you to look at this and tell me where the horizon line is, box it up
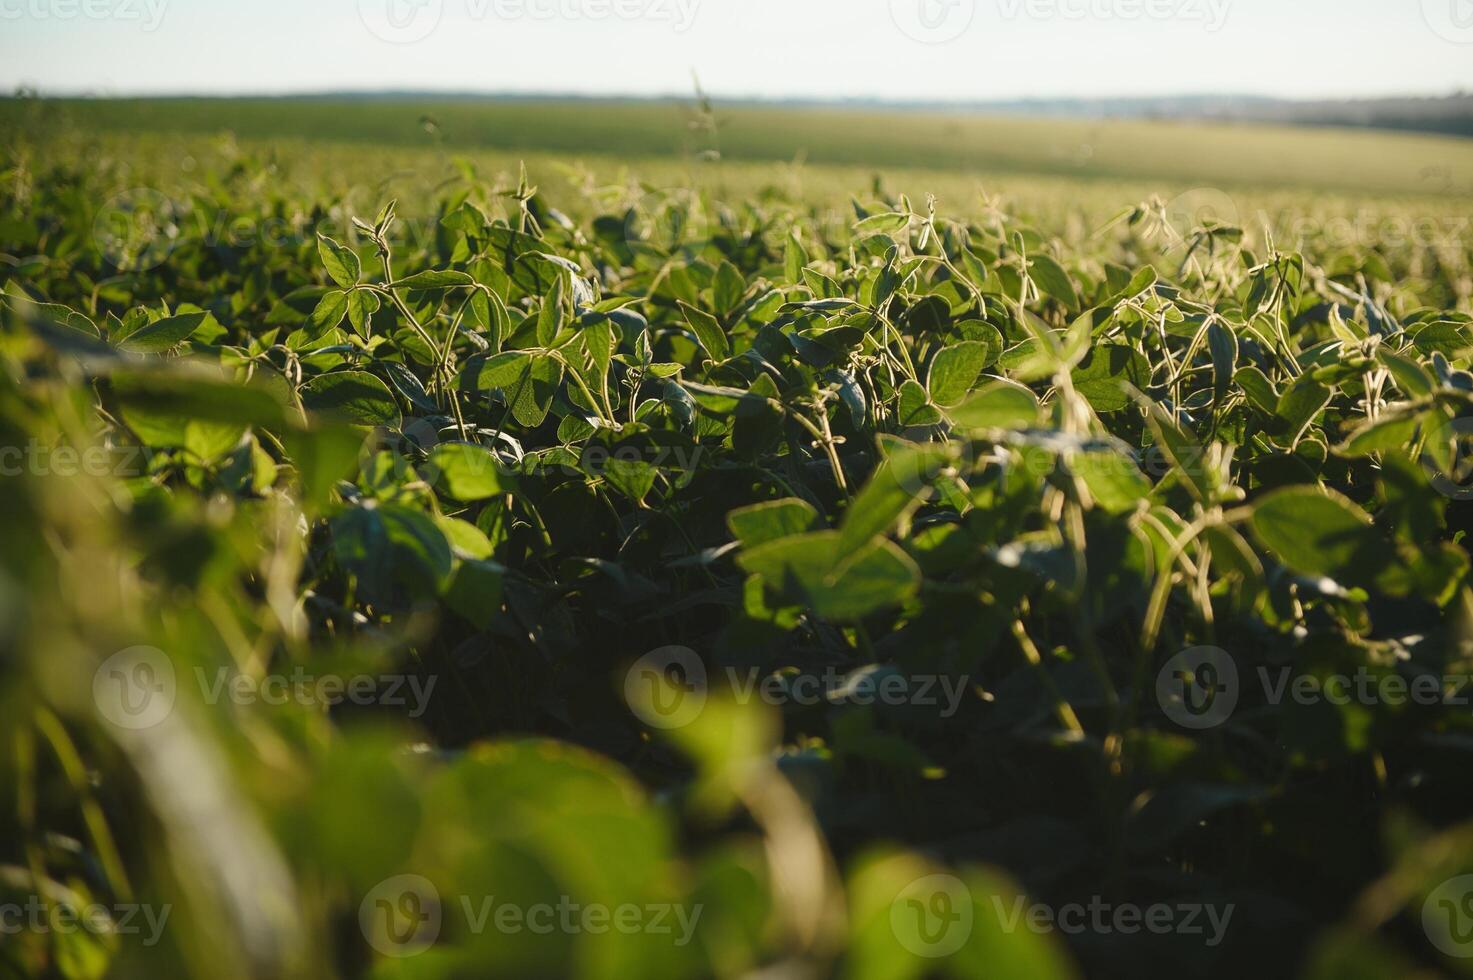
[8,86,1471,107]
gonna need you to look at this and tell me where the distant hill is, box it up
[18,88,1473,139]
[1188,93,1473,138]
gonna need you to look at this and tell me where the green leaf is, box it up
[445,560,504,629]
[738,531,920,621]
[308,290,349,339]
[585,316,614,380]
[954,320,1004,367]
[1076,451,1151,513]
[301,371,401,427]
[784,235,808,284]
[537,275,567,347]
[854,212,909,236]
[389,270,475,291]
[1207,320,1239,405]
[679,301,730,361]
[22,300,99,337]
[317,234,361,288]
[467,288,509,350]
[1028,253,1078,309]
[112,369,289,439]
[1250,486,1382,586]
[727,498,822,548]
[469,350,530,391]
[1235,366,1279,416]
[510,355,563,428]
[345,289,379,338]
[713,260,745,316]
[1275,376,1332,448]
[927,342,991,407]
[117,312,207,354]
[602,454,657,504]
[438,516,494,559]
[837,443,950,560]
[183,420,246,463]
[1070,343,1148,413]
[380,504,453,584]
[1380,349,1434,398]
[1335,410,1421,458]
[1139,395,1215,503]
[896,380,941,426]
[428,443,507,500]
[948,381,1038,431]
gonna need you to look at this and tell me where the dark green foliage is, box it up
[2,145,1473,980]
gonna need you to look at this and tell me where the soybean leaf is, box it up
[308,291,350,339]
[301,371,401,427]
[317,234,361,287]
[927,341,991,407]
[429,443,508,500]
[117,312,208,354]
[728,499,822,548]
[738,531,921,621]
[679,301,730,361]
[389,270,475,291]
[948,381,1039,431]
[837,443,951,559]
[1250,486,1383,587]
[1028,253,1079,310]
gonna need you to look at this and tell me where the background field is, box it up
[7,96,1472,240]
[9,96,1473,192]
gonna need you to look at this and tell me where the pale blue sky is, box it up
[2,0,1471,101]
